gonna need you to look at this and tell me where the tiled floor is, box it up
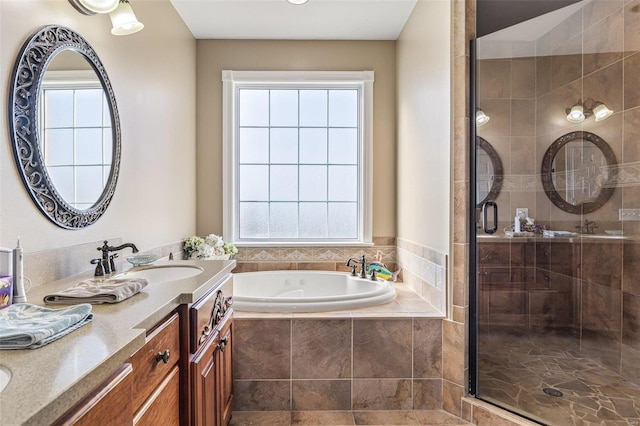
[479,331,640,425]
[230,410,471,425]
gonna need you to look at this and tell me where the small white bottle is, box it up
[514,216,521,233]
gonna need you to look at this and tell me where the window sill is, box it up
[235,241,375,248]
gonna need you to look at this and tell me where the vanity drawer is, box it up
[130,312,180,411]
[190,274,233,353]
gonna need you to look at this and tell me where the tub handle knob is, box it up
[370,270,377,281]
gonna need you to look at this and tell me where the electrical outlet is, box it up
[516,208,528,219]
[619,209,640,221]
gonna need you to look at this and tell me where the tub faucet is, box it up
[97,240,139,274]
[346,255,367,278]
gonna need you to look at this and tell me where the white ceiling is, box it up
[169,0,418,40]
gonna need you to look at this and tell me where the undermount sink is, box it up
[0,365,11,394]
[118,265,204,283]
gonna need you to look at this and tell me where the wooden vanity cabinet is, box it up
[53,363,134,426]
[130,312,181,426]
[189,279,234,426]
[190,311,233,426]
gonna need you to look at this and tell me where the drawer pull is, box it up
[218,337,228,352]
[155,349,171,364]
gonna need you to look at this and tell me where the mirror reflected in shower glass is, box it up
[476,137,503,207]
[551,140,607,205]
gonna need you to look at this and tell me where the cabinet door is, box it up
[216,320,233,426]
[134,365,180,426]
[191,331,218,426]
[54,364,133,426]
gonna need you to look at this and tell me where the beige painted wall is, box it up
[396,0,452,254]
[195,40,396,238]
[0,0,196,253]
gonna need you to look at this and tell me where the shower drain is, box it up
[543,387,563,397]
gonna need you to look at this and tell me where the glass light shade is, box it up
[110,1,144,35]
[476,109,490,126]
[566,105,585,123]
[69,0,119,15]
[288,0,309,4]
[593,103,613,121]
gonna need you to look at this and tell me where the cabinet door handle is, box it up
[155,349,170,364]
[217,337,228,352]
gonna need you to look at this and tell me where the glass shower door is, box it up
[472,1,640,424]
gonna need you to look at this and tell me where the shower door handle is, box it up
[482,201,498,234]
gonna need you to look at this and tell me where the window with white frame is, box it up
[40,70,112,210]
[222,71,374,245]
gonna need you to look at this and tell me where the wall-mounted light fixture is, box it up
[68,0,119,15]
[68,0,143,35]
[288,0,309,4]
[476,108,490,127]
[565,98,613,123]
[109,0,144,35]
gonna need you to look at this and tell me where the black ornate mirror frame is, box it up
[541,131,616,214]
[477,137,504,207]
[8,25,121,229]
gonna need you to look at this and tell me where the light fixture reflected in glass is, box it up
[288,0,309,4]
[68,0,119,15]
[566,102,585,123]
[110,0,144,35]
[593,102,614,121]
[565,98,613,123]
[476,109,490,127]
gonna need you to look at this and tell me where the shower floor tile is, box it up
[479,331,640,425]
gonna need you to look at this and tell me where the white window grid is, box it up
[222,71,374,246]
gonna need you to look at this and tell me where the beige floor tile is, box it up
[291,411,356,425]
[230,411,291,425]
[413,410,471,425]
[353,410,420,425]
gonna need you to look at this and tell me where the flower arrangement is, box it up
[183,234,238,260]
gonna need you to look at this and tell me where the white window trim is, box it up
[221,70,374,247]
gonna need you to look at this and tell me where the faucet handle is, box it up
[109,253,119,273]
[91,258,105,277]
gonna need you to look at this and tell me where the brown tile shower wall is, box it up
[233,317,443,412]
[231,237,397,274]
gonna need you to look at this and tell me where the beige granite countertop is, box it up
[0,259,235,426]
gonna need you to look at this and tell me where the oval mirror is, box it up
[541,131,616,214]
[8,25,121,229]
[477,137,503,207]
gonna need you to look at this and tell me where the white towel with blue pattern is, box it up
[0,303,93,349]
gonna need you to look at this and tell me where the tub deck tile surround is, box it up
[234,284,446,414]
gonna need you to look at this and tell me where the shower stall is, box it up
[470,1,640,424]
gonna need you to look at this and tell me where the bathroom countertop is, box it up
[477,233,634,242]
[0,259,235,426]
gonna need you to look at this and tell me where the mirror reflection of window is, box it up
[40,70,112,210]
[552,140,607,206]
[477,146,494,204]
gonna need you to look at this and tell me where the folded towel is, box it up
[0,303,93,349]
[543,230,578,238]
[43,278,148,305]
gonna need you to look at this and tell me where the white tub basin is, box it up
[118,265,203,283]
[0,366,11,394]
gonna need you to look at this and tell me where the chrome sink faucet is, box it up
[93,240,139,276]
[576,220,598,235]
